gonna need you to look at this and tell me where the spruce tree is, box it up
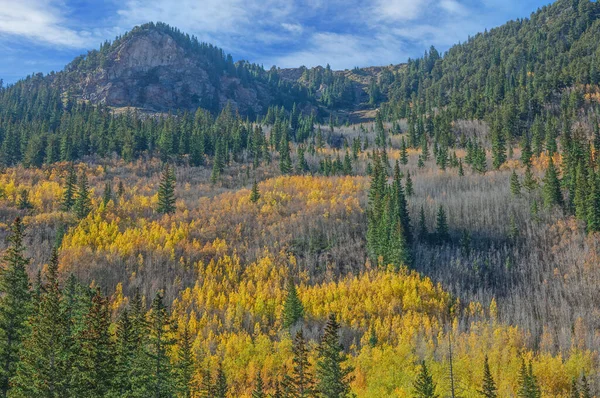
[282,279,304,329]
[523,165,537,192]
[478,356,497,398]
[435,205,450,243]
[542,157,562,209]
[157,164,176,215]
[510,170,521,196]
[250,180,261,204]
[16,190,33,211]
[405,171,414,197]
[251,372,266,398]
[70,291,115,397]
[418,205,428,240]
[73,173,92,220]
[175,322,195,398]
[102,182,113,207]
[214,364,227,398]
[413,361,438,398]
[147,292,175,398]
[291,330,315,398]
[570,378,580,398]
[400,138,409,165]
[61,164,77,212]
[0,218,31,398]
[315,314,353,398]
[10,249,69,398]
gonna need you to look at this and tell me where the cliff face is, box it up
[66,26,279,115]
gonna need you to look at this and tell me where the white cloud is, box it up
[0,0,96,47]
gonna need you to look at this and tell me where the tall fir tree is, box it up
[73,173,92,220]
[250,180,261,204]
[435,205,450,243]
[147,292,175,398]
[61,164,77,212]
[510,170,521,196]
[315,314,353,398]
[542,157,562,209]
[413,361,438,398]
[291,330,315,398]
[0,218,31,398]
[157,164,177,215]
[175,322,195,398]
[251,372,266,398]
[282,279,304,329]
[478,356,497,398]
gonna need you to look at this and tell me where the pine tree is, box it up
[491,123,506,169]
[102,182,113,206]
[510,170,521,196]
[16,190,33,211]
[251,372,266,398]
[458,159,464,176]
[542,157,562,209]
[315,314,353,398]
[250,180,261,204]
[478,356,497,398]
[214,364,227,398]
[418,205,428,240]
[405,171,414,196]
[175,322,195,398]
[435,205,450,243]
[0,218,31,398]
[147,292,175,398]
[413,361,438,398]
[157,164,176,215]
[291,330,315,398]
[523,165,537,192]
[10,249,69,398]
[73,173,92,220]
[400,138,409,165]
[282,279,304,329]
[71,291,115,397]
[61,164,77,212]
[517,359,541,398]
[199,370,213,398]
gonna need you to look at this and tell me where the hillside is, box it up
[1,0,600,397]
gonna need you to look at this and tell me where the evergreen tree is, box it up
[290,330,315,398]
[491,123,506,169]
[61,164,77,212]
[542,157,562,209]
[147,292,175,398]
[251,372,266,398]
[10,249,69,398]
[517,359,541,398]
[418,205,428,240]
[435,205,450,243]
[16,190,33,211]
[315,314,353,398]
[73,173,92,220]
[0,218,31,398]
[400,138,409,165]
[523,165,537,192]
[413,361,438,398]
[214,364,227,398]
[478,356,497,398]
[405,171,414,197]
[282,279,304,329]
[250,180,261,204]
[157,164,176,215]
[102,182,113,206]
[175,322,195,398]
[510,170,521,196]
[570,378,580,398]
[70,291,115,397]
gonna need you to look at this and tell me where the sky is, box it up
[0,0,554,84]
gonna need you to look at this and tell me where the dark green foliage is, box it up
[61,165,77,212]
[290,330,315,397]
[517,360,541,398]
[542,157,563,209]
[251,372,266,398]
[102,182,113,206]
[147,292,176,398]
[157,164,177,215]
[214,365,228,398]
[282,279,304,329]
[250,180,261,203]
[478,356,497,398]
[435,205,450,243]
[175,323,195,398]
[405,171,414,196]
[315,314,353,398]
[74,173,92,220]
[0,218,31,397]
[570,378,580,398]
[510,171,521,196]
[523,166,537,192]
[413,361,438,398]
[10,249,70,398]
[16,190,33,211]
[580,375,592,398]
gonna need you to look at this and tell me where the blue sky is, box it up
[0,0,554,84]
